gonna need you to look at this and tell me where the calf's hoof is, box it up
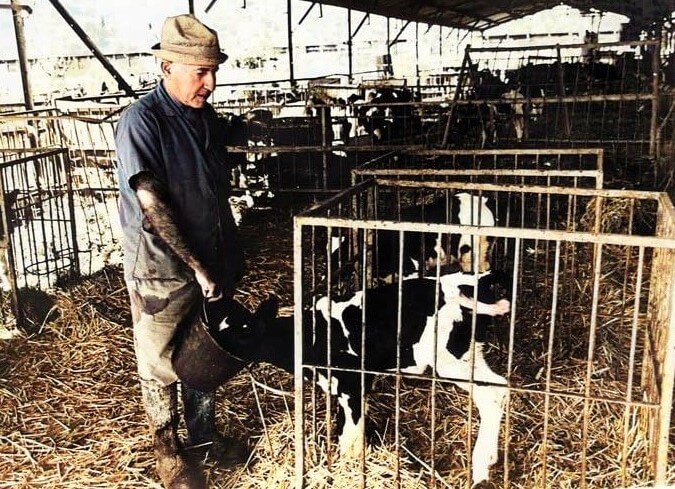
[156,453,206,489]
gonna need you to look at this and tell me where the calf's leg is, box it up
[435,347,506,487]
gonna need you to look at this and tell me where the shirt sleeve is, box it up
[114,105,165,187]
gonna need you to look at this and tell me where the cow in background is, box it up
[354,87,420,144]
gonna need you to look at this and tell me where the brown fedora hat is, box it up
[151,14,228,65]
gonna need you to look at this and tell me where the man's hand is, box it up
[195,268,222,300]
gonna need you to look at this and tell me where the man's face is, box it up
[163,62,218,109]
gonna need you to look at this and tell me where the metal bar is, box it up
[347,9,352,82]
[293,218,305,488]
[10,0,33,110]
[406,148,604,156]
[188,0,194,14]
[287,0,295,87]
[468,38,661,53]
[541,241,562,482]
[556,46,571,138]
[353,169,602,178]
[226,144,425,153]
[204,0,218,13]
[47,0,135,98]
[298,1,316,25]
[621,246,644,485]
[371,179,665,201]
[62,151,79,278]
[388,20,411,48]
[649,42,660,159]
[442,46,470,147]
[503,237,521,487]
[297,215,675,251]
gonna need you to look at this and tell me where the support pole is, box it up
[10,0,33,110]
[347,9,352,82]
[287,0,295,87]
[188,0,194,14]
[47,0,136,98]
[556,45,571,138]
[649,41,660,160]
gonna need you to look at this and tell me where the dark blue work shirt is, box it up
[115,81,243,288]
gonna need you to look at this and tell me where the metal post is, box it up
[287,0,295,87]
[47,0,136,98]
[347,9,353,82]
[649,41,660,159]
[188,0,194,14]
[293,218,305,488]
[10,0,33,110]
[556,45,571,138]
[415,22,420,91]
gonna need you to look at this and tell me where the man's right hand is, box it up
[195,268,222,300]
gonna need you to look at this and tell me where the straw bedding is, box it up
[0,203,673,488]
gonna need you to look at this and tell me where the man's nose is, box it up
[204,71,216,91]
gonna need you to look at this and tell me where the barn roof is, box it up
[303,0,673,31]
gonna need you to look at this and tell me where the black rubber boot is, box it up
[140,380,206,489]
[181,386,249,469]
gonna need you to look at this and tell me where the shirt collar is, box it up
[155,80,207,120]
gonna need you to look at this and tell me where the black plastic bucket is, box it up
[172,314,248,392]
[172,295,269,392]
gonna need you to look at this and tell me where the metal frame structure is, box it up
[352,148,606,189]
[293,178,675,488]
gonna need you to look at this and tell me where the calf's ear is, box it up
[255,296,279,324]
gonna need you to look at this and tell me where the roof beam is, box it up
[389,19,411,47]
[47,0,135,98]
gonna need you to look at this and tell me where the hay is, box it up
[0,204,673,488]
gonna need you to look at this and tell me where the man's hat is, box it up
[151,14,228,65]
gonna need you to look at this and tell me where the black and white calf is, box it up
[332,192,497,284]
[225,269,510,487]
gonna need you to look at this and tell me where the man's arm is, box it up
[132,171,220,298]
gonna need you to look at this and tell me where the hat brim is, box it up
[151,43,228,65]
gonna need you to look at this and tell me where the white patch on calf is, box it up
[455,193,495,226]
[315,292,363,356]
[330,235,345,254]
[455,193,495,272]
[337,392,364,458]
[315,372,365,458]
[399,270,506,485]
[438,344,506,486]
[401,272,488,374]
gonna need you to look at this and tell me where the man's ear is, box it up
[161,61,171,76]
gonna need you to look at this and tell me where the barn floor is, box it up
[0,203,674,488]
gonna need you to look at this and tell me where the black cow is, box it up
[355,88,419,144]
[210,269,510,487]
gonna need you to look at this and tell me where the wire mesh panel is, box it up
[292,179,675,488]
[0,149,78,327]
[0,109,124,279]
[352,148,604,189]
[53,105,123,275]
[442,39,663,188]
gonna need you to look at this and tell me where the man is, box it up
[115,14,246,489]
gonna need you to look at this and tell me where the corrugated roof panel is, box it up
[302,0,672,31]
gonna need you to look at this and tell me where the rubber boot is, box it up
[140,380,206,489]
[181,385,249,469]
